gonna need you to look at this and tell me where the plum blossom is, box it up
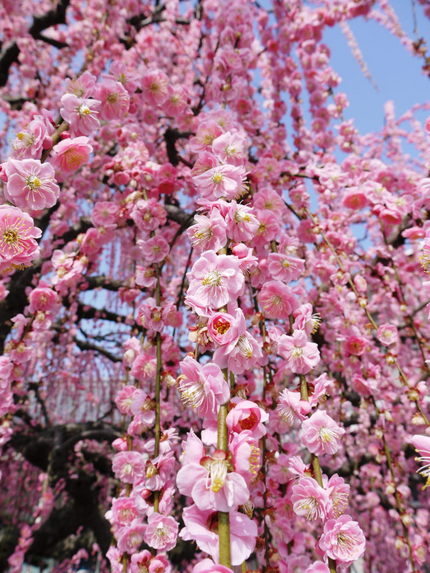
[226,400,268,439]
[301,410,345,456]
[180,504,257,566]
[3,159,60,211]
[192,164,246,201]
[410,434,430,487]
[186,250,244,311]
[258,280,297,319]
[278,330,320,374]
[187,209,227,253]
[144,513,178,551]
[291,476,331,521]
[51,136,92,174]
[177,356,230,417]
[277,389,311,426]
[0,205,41,271]
[176,432,249,512]
[60,94,101,135]
[319,515,366,563]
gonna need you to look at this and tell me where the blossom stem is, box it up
[217,369,232,568]
[153,267,162,513]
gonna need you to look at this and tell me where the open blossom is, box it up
[186,250,244,311]
[291,477,331,521]
[258,280,297,319]
[267,252,305,282]
[117,520,147,554]
[96,79,130,120]
[187,209,227,254]
[207,310,240,346]
[277,389,311,426]
[3,158,60,211]
[176,432,249,512]
[177,356,230,417]
[192,558,233,573]
[192,164,246,201]
[278,330,320,374]
[180,504,257,566]
[60,93,101,135]
[410,434,430,487]
[112,451,146,484]
[0,205,41,271]
[376,323,398,346]
[141,70,169,106]
[51,136,92,174]
[319,515,366,563]
[301,410,345,456]
[225,202,259,242]
[144,513,178,551]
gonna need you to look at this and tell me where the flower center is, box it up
[213,316,231,335]
[26,175,42,189]
[2,229,19,245]
[211,172,224,184]
[202,270,222,286]
[78,104,92,116]
[210,459,228,492]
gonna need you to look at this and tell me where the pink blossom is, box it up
[0,205,41,271]
[91,201,120,227]
[225,202,259,242]
[319,515,366,563]
[4,158,59,210]
[11,115,52,159]
[176,433,249,512]
[180,504,257,566]
[410,434,430,485]
[277,389,311,426]
[304,563,330,573]
[112,451,146,484]
[178,356,230,417]
[326,474,350,518]
[139,235,170,264]
[51,136,92,174]
[186,250,244,311]
[278,330,320,374]
[258,280,297,319]
[60,94,101,135]
[96,79,130,120]
[117,520,147,554]
[226,400,268,439]
[130,390,155,425]
[342,187,368,210]
[343,335,367,356]
[144,513,178,551]
[291,477,331,521]
[187,210,227,254]
[192,559,233,573]
[28,286,59,313]
[109,496,143,528]
[212,131,247,165]
[376,323,398,346]
[207,310,241,346]
[293,303,321,336]
[229,430,261,485]
[192,164,246,201]
[267,252,305,283]
[141,70,169,106]
[131,199,167,232]
[300,410,345,456]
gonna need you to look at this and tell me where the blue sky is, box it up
[323,0,430,134]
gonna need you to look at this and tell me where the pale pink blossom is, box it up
[304,563,330,573]
[186,250,244,311]
[301,410,345,456]
[28,286,60,313]
[192,559,233,573]
[267,252,305,282]
[131,199,167,232]
[117,520,147,554]
[144,513,178,551]
[192,164,246,201]
[180,504,257,566]
[91,201,120,227]
[112,451,146,484]
[176,432,249,512]
[277,389,311,426]
[278,330,320,374]
[410,434,430,485]
[212,130,247,165]
[51,136,92,174]
[139,235,170,264]
[60,94,101,136]
[319,515,366,563]
[187,210,227,254]
[326,474,350,518]
[4,158,59,210]
[178,356,230,417]
[225,202,259,242]
[291,477,331,521]
[376,323,398,346]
